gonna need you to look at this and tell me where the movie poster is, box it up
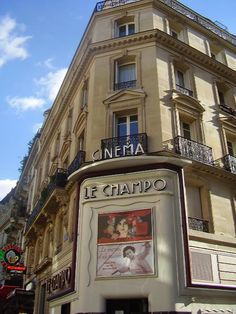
[96,208,155,278]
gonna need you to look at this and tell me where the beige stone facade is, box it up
[21,0,236,313]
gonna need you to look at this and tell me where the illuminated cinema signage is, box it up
[92,142,145,162]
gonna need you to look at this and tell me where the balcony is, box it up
[114,80,136,91]
[101,133,147,159]
[174,136,214,165]
[176,84,193,97]
[224,154,236,174]
[188,217,210,233]
[219,104,236,116]
[68,150,85,176]
[25,168,68,231]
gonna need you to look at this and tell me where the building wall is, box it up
[21,1,236,313]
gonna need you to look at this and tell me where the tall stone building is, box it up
[21,0,236,313]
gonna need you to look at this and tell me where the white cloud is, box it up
[7,96,45,111]
[0,15,31,67]
[0,179,17,201]
[36,68,67,101]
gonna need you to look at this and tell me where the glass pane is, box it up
[128,24,135,35]
[119,25,126,37]
[227,141,234,156]
[117,117,127,137]
[118,64,136,83]
[177,70,185,87]
[182,122,191,139]
[130,115,138,135]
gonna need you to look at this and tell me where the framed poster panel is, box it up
[96,208,155,278]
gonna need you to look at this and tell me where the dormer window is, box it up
[119,23,135,37]
[115,16,135,38]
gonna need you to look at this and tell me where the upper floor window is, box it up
[181,121,191,140]
[115,114,138,137]
[209,41,225,64]
[114,56,136,90]
[168,20,186,42]
[175,67,193,97]
[115,16,135,38]
[185,178,212,233]
[119,23,135,37]
[216,82,236,116]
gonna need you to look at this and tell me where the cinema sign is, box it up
[92,134,147,161]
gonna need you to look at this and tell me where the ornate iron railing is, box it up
[160,0,236,46]
[101,133,147,159]
[176,84,193,97]
[224,154,236,174]
[68,151,85,176]
[219,104,236,116]
[188,217,209,233]
[174,136,214,165]
[94,0,236,46]
[114,80,136,91]
[25,168,68,231]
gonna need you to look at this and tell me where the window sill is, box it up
[189,229,236,248]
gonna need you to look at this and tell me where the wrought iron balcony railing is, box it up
[219,104,236,116]
[101,133,147,159]
[25,168,68,231]
[174,136,214,165]
[67,150,85,176]
[188,217,210,233]
[224,154,236,174]
[114,80,136,91]
[176,84,193,97]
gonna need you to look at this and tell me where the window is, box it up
[175,68,193,96]
[216,83,236,115]
[227,140,234,156]
[115,16,135,38]
[209,42,225,63]
[77,131,84,151]
[185,179,212,233]
[81,80,88,109]
[61,303,71,314]
[171,29,178,39]
[118,23,135,37]
[168,20,186,42]
[176,70,185,87]
[116,114,138,137]
[220,118,236,174]
[114,56,136,90]
[181,121,191,140]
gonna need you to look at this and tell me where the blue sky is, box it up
[0,0,235,200]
